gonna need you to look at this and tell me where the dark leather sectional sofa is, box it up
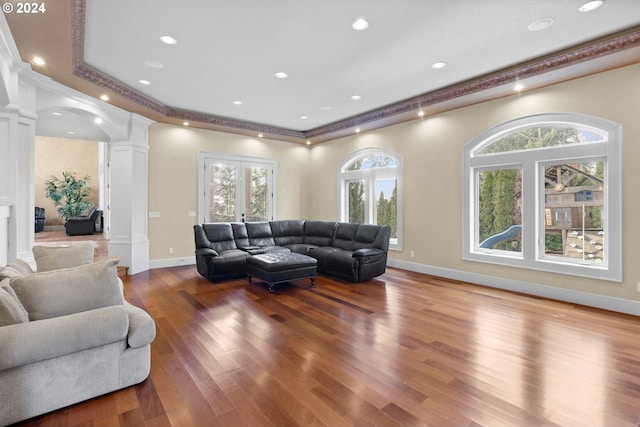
[194,220,391,283]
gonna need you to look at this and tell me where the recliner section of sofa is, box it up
[194,220,390,283]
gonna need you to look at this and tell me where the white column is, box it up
[107,114,152,274]
[0,205,10,265]
[0,97,37,265]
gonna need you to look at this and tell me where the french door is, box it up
[200,153,275,223]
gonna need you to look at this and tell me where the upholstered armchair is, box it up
[65,207,102,236]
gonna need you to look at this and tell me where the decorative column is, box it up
[0,98,38,265]
[0,205,10,266]
[107,114,152,274]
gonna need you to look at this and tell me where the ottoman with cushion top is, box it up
[246,252,317,293]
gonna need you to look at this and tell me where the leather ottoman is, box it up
[246,252,317,292]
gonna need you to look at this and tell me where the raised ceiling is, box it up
[5,0,640,143]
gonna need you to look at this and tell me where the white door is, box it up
[201,155,274,223]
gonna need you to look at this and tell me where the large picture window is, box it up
[339,148,402,250]
[463,113,622,281]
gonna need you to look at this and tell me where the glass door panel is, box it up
[207,162,238,222]
[202,156,274,223]
[244,164,271,222]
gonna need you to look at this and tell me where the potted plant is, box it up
[44,171,92,220]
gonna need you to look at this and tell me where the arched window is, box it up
[339,148,402,250]
[463,113,622,281]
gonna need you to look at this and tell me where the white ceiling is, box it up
[81,0,640,132]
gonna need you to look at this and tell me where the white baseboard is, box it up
[387,258,640,316]
[149,256,196,270]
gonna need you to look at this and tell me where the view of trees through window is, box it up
[245,166,269,222]
[341,150,401,248]
[206,160,272,223]
[474,125,607,263]
[478,168,522,252]
[209,164,236,222]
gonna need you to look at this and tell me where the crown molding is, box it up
[70,0,640,144]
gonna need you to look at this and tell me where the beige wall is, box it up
[34,136,99,226]
[147,63,640,302]
[307,63,640,301]
[147,125,311,260]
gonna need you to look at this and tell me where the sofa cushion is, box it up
[231,222,251,248]
[32,242,95,272]
[0,259,34,280]
[271,220,305,246]
[353,224,391,251]
[333,222,359,250]
[303,221,337,246]
[0,278,29,326]
[246,222,276,247]
[10,258,124,321]
[201,223,238,253]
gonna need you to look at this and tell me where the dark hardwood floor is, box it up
[13,260,640,426]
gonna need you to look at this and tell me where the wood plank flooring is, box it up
[12,263,640,427]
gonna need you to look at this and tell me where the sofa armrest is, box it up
[352,248,385,263]
[0,305,128,370]
[124,302,156,348]
[196,248,219,258]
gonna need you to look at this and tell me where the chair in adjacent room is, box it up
[64,207,102,236]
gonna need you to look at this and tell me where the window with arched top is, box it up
[463,113,622,281]
[338,148,402,250]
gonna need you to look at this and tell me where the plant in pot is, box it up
[44,171,92,220]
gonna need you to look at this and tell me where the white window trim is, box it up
[338,147,403,251]
[462,113,622,282]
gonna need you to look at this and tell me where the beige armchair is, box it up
[0,255,155,426]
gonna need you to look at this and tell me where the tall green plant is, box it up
[44,171,92,220]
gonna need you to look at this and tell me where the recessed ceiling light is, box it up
[514,83,525,91]
[32,56,46,66]
[66,131,76,135]
[306,140,311,145]
[232,100,243,105]
[418,110,425,117]
[351,95,362,101]
[355,128,361,133]
[183,121,189,126]
[528,18,554,32]
[275,72,288,79]
[258,133,263,138]
[352,18,369,31]
[145,60,164,69]
[579,0,604,12]
[138,79,151,85]
[94,117,103,124]
[431,62,446,69]
[100,94,110,101]
[300,115,309,119]
[160,35,177,45]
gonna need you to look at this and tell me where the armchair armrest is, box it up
[196,248,219,258]
[0,305,128,370]
[124,302,156,348]
[352,248,385,263]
